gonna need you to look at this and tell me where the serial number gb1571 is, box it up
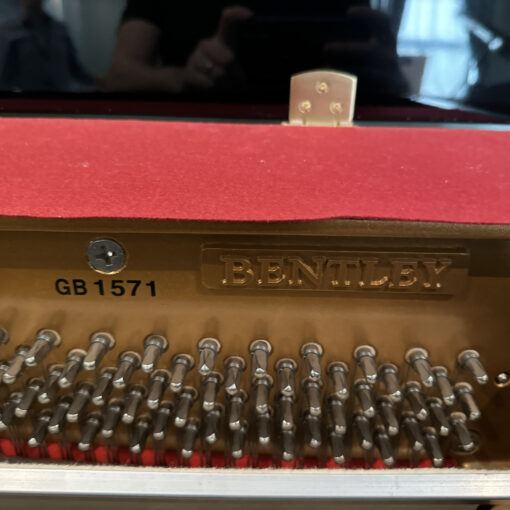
[54,279,156,297]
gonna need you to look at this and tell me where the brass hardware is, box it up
[288,70,357,127]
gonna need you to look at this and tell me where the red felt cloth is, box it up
[0,117,509,224]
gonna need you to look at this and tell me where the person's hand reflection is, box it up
[183,6,252,92]
[323,6,408,96]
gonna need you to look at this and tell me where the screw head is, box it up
[298,100,312,113]
[87,239,126,274]
[495,371,510,387]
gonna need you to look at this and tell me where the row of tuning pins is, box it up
[327,345,487,467]
[193,340,488,466]
[218,342,488,466]
[0,327,489,465]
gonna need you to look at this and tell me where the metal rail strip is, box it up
[1,463,509,501]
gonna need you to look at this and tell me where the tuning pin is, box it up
[401,412,425,451]
[204,404,223,445]
[66,382,94,423]
[457,349,488,385]
[354,378,375,418]
[249,339,272,379]
[58,349,86,388]
[0,392,22,430]
[354,413,373,450]
[83,332,116,371]
[432,366,456,406]
[0,359,8,383]
[305,413,322,448]
[181,418,199,459]
[281,429,295,462]
[101,398,123,439]
[403,381,429,421]
[426,397,451,436]
[275,358,297,397]
[329,431,346,466]
[278,394,295,431]
[253,375,273,414]
[0,326,9,345]
[91,367,116,406]
[353,345,377,384]
[170,354,195,393]
[378,363,402,402]
[454,382,481,421]
[228,390,248,431]
[38,364,64,404]
[377,396,399,436]
[28,409,52,448]
[24,329,61,367]
[15,377,44,418]
[257,408,272,446]
[78,412,102,452]
[201,371,223,412]
[147,369,171,410]
[224,356,246,396]
[197,337,221,376]
[141,334,168,374]
[300,342,323,381]
[326,361,349,400]
[423,426,444,467]
[327,396,347,436]
[152,401,174,441]
[303,378,323,416]
[122,384,147,424]
[112,351,141,389]
[174,386,198,428]
[375,426,395,467]
[450,411,475,452]
[405,347,435,387]
[129,414,152,455]
[3,344,30,384]
[47,395,72,434]
[231,421,248,459]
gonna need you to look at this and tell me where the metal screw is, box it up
[298,100,312,113]
[330,102,343,114]
[495,371,510,387]
[87,239,126,274]
[315,81,329,94]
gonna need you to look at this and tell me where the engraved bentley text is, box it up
[201,248,469,295]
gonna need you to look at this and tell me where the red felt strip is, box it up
[0,439,457,468]
[0,117,509,224]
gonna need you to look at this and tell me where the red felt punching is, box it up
[0,117,509,224]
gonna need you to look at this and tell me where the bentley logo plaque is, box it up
[201,247,469,295]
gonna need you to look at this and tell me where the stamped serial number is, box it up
[54,279,157,297]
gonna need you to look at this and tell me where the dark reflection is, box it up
[0,0,508,120]
[0,0,92,91]
[103,1,408,101]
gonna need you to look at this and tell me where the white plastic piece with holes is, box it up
[288,70,357,127]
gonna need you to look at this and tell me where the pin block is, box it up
[0,218,508,470]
